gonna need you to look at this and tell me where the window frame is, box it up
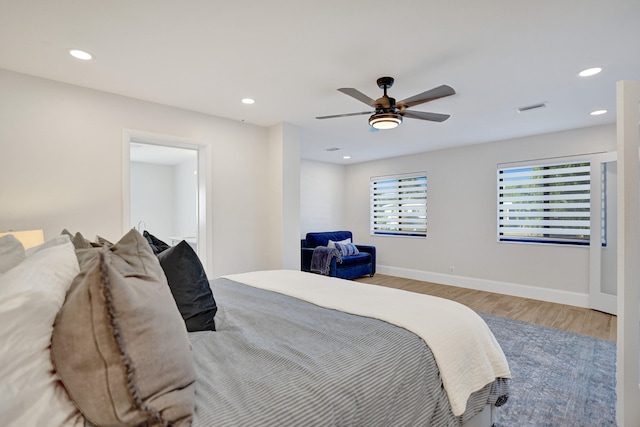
[497,158,595,246]
[370,172,427,238]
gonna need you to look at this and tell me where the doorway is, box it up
[122,130,209,270]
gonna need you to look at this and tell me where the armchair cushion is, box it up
[339,252,371,267]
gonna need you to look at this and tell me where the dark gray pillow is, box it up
[143,230,170,254]
[157,240,217,331]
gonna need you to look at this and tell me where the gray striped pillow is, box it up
[335,242,360,256]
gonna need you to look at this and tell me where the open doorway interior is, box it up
[129,141,199,252]
[123,129,209,274]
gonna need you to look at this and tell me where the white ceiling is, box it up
[1,0,639,164]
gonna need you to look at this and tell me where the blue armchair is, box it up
[301,231,376,280]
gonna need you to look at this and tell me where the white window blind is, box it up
[497,161,591,245]
[370,173,427,237]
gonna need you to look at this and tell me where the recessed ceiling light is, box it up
[590,109,607,116]
[579,67,602,77]
[69,49,92,60]
[241,98,255,105]
[343,156,351,160]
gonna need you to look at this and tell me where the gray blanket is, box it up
[310,246,341,275]
[190,278,508,426]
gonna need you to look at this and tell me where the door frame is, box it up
[615,79,640,426]
[588,151,617,315]
[122,129,211,273]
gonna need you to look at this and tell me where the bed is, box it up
[0,230,510,427]
[194,271,510,426]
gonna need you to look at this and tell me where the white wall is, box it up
[130,156,198,245]
[130,162,175,243]
[0,68,278,277]
[267,123,301,270]
[174,156,198,238]
[281,123,301,270]
[300,160,346,237]
[301,124,617,305]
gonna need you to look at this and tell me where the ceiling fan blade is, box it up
[338,88,376,106]
[397,85,456,109]
[316,111,372,120]
[402,110,451,122]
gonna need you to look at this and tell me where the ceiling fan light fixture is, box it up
[369,112,402,130]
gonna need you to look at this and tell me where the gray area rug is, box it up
[478,312,616,427]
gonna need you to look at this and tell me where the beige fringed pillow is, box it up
[52,229,195,426]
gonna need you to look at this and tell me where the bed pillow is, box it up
[61,228,95,249]
[94,235,113,247]
[0,235,84,426]
[51,229,195,427]
[143,230,171,254]
[157,240,217,331]
[327,237,351,249]
[335,242,360,257]
[0,234,26,273]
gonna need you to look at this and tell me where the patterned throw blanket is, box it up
[310,246,341,275]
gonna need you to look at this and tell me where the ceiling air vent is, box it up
[516,102,547,113]
[325,147,340,152]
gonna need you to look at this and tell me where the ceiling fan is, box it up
[316,77,455,130]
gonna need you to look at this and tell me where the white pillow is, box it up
[327,237,351,248]
[0,234,26,274]
[0,235,84,427]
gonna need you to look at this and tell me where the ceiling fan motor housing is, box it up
[377,76,394,89]
[375,77,397,111]
[375,96,395,111]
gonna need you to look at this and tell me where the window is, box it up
[497,160,592,245]
[370,173,427,237]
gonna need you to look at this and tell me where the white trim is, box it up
[616,80,640,427]
[376,265,590,308]
[497,153,598,169]
[122,133,131,234]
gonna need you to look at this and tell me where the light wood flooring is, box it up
[355,274,617,342]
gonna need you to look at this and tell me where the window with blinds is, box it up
[497,160,592,245]
[370,173,427,237]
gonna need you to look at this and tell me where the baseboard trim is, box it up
[377,265,590,308]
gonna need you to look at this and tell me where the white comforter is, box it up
[223,269,511,417]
